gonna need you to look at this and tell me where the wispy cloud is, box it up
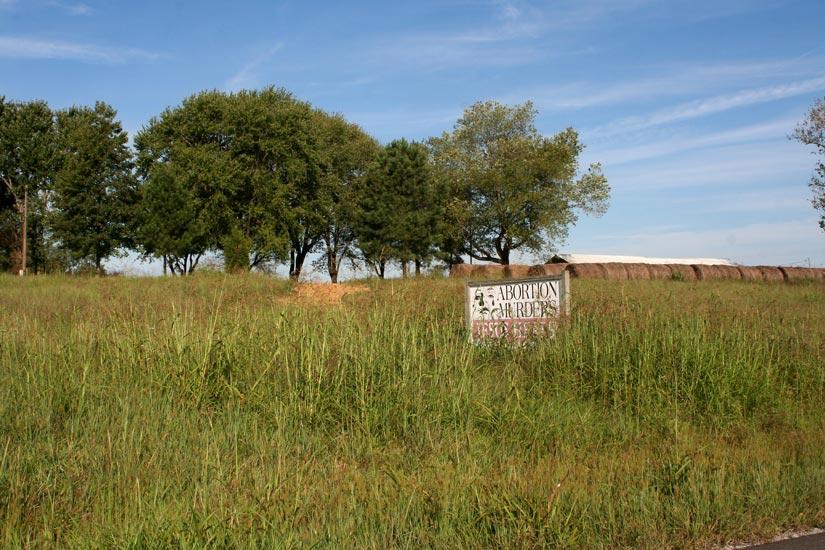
[43,1,92,15]
[514,58,825,111]
[591,76,825,137]
[604,141,811,190]
[699,189,810,213]
[1,0,92,14]
[369,0,633,72]
[224,43,284,92]
[591,116,799,165]
[0,35,158,63]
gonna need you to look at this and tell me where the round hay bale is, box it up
[692,264,724,281]
[780,266,820,281]
[624,263,652,280]
[449,264,473,278]
[602,263,629,280]
[528,263,568,277]
[527,264,545,276]
[667,264,698,281]
[482,264,506,278]
[646,264,673,279]
[542,263,569,277]
[757,266,785,282]
[716,265,742,280]
[504,264,531,278]
[736,266,763,281]
[468,265,494,278]
[568,263,608,279]
[801,267,822,281]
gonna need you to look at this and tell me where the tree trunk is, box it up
[162,256,167,276]
[415,258,422,276]
[19,185,27,276]
[401,261,408,278]
[291,249,308,280]
[373,259,386,279]
[188,254,200,274]
[500,247,510,265]
[327,249,338,283]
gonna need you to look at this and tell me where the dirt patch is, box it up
[290,283,370,305]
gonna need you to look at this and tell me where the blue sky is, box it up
[3,0,825,274]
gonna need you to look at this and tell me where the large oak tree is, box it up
[312,111,379,283]
[429,101,609,265]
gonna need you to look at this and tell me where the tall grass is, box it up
[1,274,824,548]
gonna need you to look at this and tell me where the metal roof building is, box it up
[550,253,734,266]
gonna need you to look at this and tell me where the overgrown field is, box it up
[1,274,824,548]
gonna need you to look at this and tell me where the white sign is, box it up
[465,274,569,343]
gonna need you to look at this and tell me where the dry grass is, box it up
[290,282,370,304]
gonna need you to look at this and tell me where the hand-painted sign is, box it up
[465,274,569,343]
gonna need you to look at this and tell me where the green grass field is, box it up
[1,274,824,548]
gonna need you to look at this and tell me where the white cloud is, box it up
[43,1,92,15]
[367,0,639,72]
[0,35,158,63]
[700,189,810,214]
[591,76,825,137]
[224,43,284,92]
[65,2,91,15]
[584,218,824,266]
[508,57,825,112]
[497,1,521,20]
[590,116,798,166]
[602,140,813,190]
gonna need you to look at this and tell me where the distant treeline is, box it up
[0,88,609,280]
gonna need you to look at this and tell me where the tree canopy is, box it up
[1,91,612,278]
[354,139,442,277]
[312,111,379,282]
[793,97,825,233]
[51,102,136,272]
[429,101,609,264]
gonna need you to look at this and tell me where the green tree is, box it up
[221,226,252,273]
[51,102,136,273]
[135,90,239,274]
[0,97,55,274]
[133,158,212,275]
[136,88,322,277]
[228,89,315,276]
[793,97,825,232]
[312,111,379,283]
[354,139,438,278]
[389,139,445,276]
[429,100,609,264]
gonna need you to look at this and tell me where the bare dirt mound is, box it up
[291,283,370,305]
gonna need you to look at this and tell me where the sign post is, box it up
[465,273,569,343]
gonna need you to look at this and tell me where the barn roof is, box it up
[550,253,734,266]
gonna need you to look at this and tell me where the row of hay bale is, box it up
[450,263,825,282]
[569,263,825,282]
